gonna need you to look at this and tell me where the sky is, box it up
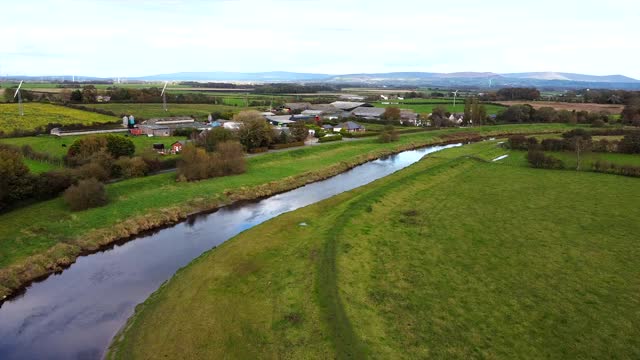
[2,0,639,79]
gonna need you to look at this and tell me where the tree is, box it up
[289,121,309,142]
[70,89,83,102]
[378,125,399,143]
[382,107,401,122]
[463,98,472,124]
[533,107,558,123]
[235,111,273,151]
[471,97,480,125]
[196,127,236,152]
[619,132,640,154]
[105,134,135,158]
[64,178,108,211]
[81,85,98,103]
[0,149,33,210]
[478,105,487,125]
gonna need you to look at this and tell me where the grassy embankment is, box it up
[108,140,640,359]
[0,103,118,134]
[0,124,576,299]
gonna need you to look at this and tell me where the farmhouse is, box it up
[334,121,365,133]
[400,109,419,125]
[330,101,373,112]
[350,106,386,119]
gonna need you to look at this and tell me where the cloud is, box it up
[2,0,639,78]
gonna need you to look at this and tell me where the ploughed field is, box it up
[0,103,118,134]
[496,100,624,113]
[109,141,640,359]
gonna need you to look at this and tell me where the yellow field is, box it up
[0,103,118,135]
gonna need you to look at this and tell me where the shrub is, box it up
[591,119,606,128]
[215,141,246,175]
[177,141,246,181]
[63,178,108,211]
[378,125,399,143]
[540,138,566,152]
[0,149,34,210]
[506,135,528,150]
[618,132,640,154]
[318,134,343,143]
[114,156,150,178]
[105,134,135,158]
[526,149,564,169]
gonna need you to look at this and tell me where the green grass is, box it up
[75,103,257,120]
[374,101,506,115]
[0,134,186,159]
[108,140,640,359]
[0,124,574,273]
[0,103,119,134]
[23,158,61,173]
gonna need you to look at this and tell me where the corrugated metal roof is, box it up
[336,121,364,130]
[330,101,370,110]
[350,107,385,117]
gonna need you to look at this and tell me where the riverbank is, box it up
[108,140,640,359]
[0,124,577,300]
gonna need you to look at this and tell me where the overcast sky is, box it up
[2,0,639,78]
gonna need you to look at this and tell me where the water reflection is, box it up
[0,143,460,360]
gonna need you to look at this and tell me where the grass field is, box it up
[0,103,119,134]
[496,101,624,114]
[0,134,186,159]
[23,158,61,173]
[76,103,256,120]
[108,140,640,359]
[496,148,640,169]
[0,124,577,298]
[374,101,506,115]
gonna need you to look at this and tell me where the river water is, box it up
[0,143,460,360]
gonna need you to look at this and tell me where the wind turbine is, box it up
[161,81,169,112]
[14,81,24,116]
[452,90,459,109]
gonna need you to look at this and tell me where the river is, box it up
[0,143,461,360]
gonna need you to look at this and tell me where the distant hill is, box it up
[5,71,640,90]
[135,71,332,82]
[501,72,639,83]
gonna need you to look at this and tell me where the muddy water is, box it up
[0,143,460,360]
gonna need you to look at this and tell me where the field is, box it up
[108,140,640,359]
[0,124,577,298]
[496,100,624,113]
[0,134,186,159]
[374,101,506,115]
[0,103,119,134]
[76,103,256,120]
[23,158,61,173]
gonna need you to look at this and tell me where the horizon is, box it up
[2,0,640,78]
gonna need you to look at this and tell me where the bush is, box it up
[526,149,564,169]
[114,156,149,178]
[378,125,399,143]
[318,134,343,143]
[618,132,640,154]
[269,141,305,150]
[215,141,246,175]
[540,138,566,152]
[506,135,528,150]
[591,119,606,128]
[64,178,108,211]
[177,141,246,181]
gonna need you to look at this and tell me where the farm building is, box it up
[170,140,190,154]
[339,94,366,101]
[283,102,312,112]
[400,110,419,125]
[265,115,296,127]
[138,117,208,136]
[330,101,373,112]
[350,107,386,119]
[334,121,365,133]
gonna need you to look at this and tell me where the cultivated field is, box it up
[77,103,256,120]
[496,101,624,113]
[0,103,119,134]
[374,101,506,115]
[108,140,640,359]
